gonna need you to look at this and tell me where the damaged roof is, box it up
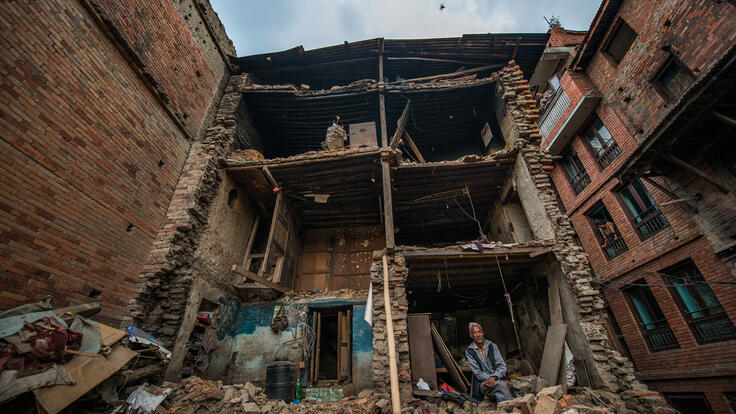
[235,34,548,89]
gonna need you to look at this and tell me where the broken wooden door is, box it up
[258,191,302,289]
[337,309,352,382]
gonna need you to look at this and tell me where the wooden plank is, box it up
[381,156,395,249]
[548,279,563,326]
[241,215,261,272]
[662,153,729,193]
[408,313,438,390]
[387,65,500,84]
[259,191,284,277]
[539,325,566,386]
[231,266,291,293]
[430,322,468,393]
[271,255,286,284]
[314,312,322,384]
[378,53,388,147]
[403,131,426,164]
[382,255,401,414]
[338,310,351,381]
[389,99,411,149]
[34,344,136,414]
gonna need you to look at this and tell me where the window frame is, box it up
[616,179,670,240]
[560,147,590,195]
[663,393,714,414]
[622,280,680,352]
[661,259,736,344]
[652,54,696,103]
[584,201,628,260]
[602,18,637,64]
[579,115,622,170]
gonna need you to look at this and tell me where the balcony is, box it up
[545,91,603,155]
[689,310,736,343]
[539,89,570,140]
[569,170,591,195]
[595,142,622,169]
[634,207,669,239]
[644,322,680,351]
[602,234,628,260]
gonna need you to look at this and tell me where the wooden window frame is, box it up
[664,392,714,414]
[616,179,670,240]
[579,115,622,170]
[661,260,736,344]
[560,147,590,195]
[584,201,628,260]
[602,18,637,64]
[652,53,696,103]
[622,280,680,352]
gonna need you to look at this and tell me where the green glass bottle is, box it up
[295,378,302,401]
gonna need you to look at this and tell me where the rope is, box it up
[494,252,524,360]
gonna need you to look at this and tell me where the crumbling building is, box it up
[1,0,723,413]
[529,0,736,412]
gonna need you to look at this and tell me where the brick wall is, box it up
[584,0,736,143]
[0,0,231,324]
[547,26,586,48]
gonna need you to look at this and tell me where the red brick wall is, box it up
[547,26,586,48]
[647,376,736,414]
[602,238,736,380]
[585,0,736,141]
[0,0,228,324]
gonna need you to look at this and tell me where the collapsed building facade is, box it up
[528,1,736,412]
[1,1,728,413]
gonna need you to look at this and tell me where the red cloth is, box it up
[0,317,83,377]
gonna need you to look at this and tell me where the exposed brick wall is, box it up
[547,26,587,48]
[647,376,736,414]
[542,2,736,409]
[0,0,231,324]
[602,237,736,381]
[584,0,736,143]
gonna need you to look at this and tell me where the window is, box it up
[561,149,590,195]
[548,74,561,92]
[582,117,621,169]
[664,393,714,414]
[619,180,669,239]
[604,19,637,63]
[624,281,679,351]
[662,260,736,344]
[654,56,695,102]
[585,202,628,259]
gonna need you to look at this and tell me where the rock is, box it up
[241,401,261,414]
[358,389,373,399]
[497,397,521,412]
[538,385,564,400]
[244,382,258,398]
[534,394,559,414]
[518,394,536,414]
[228,397,242,404]
[223,387,235,401]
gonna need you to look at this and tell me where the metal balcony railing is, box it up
[644,322,680,351]
[539,89,571,140]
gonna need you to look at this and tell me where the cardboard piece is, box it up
[34,344,137,414]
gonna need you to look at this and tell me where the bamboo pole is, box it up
[382,254,401,414]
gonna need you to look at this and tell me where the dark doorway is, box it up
[311,307,352,384]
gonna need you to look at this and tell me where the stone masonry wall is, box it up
[370,251,411,401]
[497,63,672,412]
[122,75,250,345]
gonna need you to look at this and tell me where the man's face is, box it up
[471,326,484,345]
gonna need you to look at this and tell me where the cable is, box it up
[494,252,524,360]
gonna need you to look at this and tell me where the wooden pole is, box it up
[382,254,401,414]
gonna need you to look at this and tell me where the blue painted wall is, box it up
[207,298,373,390]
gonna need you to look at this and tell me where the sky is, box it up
[210,0,600,57]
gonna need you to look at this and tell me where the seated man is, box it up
[465,322,512,403]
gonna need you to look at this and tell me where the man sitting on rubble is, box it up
[465,322,513,403]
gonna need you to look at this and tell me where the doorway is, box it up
[311,307,352,384]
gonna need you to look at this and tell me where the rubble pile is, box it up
[161,377,392,414]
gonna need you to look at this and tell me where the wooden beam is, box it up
[383,255,402,414]
[401,246,552,259]
[386,56,492,65]
[711,110,736,127]
[231,265,291,293]
[387,65,500,85]
[262,166,280,188]
[390,99,411,149]
[662,153,729,193]
[259,191,283,277]
[641,176,697,213]
[381,153,395,250]
[241,215,261,271]
[539,324,567,386]
[402,131,426,164]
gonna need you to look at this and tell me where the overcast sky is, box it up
[210,0,599,57]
